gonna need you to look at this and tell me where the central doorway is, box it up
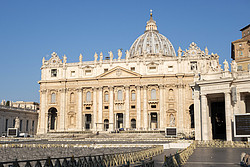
[211,102,226,140]
[116,113,123,129]
[150,112,158,129]
[85,114,92,130]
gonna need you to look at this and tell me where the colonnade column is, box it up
[38,89,47,134]
[98,87,103,131]
[93,87,97,131]
[109,86,114,131]
[125,85,130,130]
[143,85,148,130]
[225,91,232,141]
[59,88,66,131]
[136,85,141,130]
[159,84,164,129]
[194,88,201,140]
[201,94,209,140]
[82,113,85,131]
[77,88,83,131]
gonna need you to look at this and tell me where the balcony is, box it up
[148,99,159,104]
[83,101,93,106]
[114,100,124,104]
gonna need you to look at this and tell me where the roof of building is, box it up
[240,24,250,31]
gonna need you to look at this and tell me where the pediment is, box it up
[97,66,141,79]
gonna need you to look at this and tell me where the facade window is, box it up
[131,105,136,109]
[149,66,156,70]
[239,44,242,47]
[104,91,109,102]
[32,120,35,132]
[5,119,8,131]
[104,68,108,73]
[86,106,91,110]
[131,91,136,101]
[240,51,243,56]
[26,120,29,132]
[130,67,135,71]
[151,89,156,99]
[168,66,173,72]
[20,120,22,131]
[131,119,136,129]
[86,91,91,102]
[85,70,92,75]
[70,93,75,103]
[13,119,15,127]
[71,71,76,77]
[238,66,242,71]
[51,93,56,103]
[104,106,109,109]
[151,105,156,108]
[51,69,57,77]
[117,90,123,100]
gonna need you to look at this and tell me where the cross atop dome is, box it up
[145,9,158,32]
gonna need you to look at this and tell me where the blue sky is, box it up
[0,0,249,102]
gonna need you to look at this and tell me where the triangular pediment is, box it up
[97,66,141,79]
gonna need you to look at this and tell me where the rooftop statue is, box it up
[118,49,122,61]
[223,59,229,72]
[79,54,83,62]
[94,52,98,62]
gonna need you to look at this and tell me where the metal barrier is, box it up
[162,142,196,167]
[197,140,250,148]
[241,152,250,167]
[0,145,163,167]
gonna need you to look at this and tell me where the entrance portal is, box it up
[150,113,158,129]
[85,114,92,130]
[116,113,123,129]
[104,119,109,131]
[48,107,57,130]
[211,102,226,140]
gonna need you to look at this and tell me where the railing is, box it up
[162,141,196,167]
[0,145,162,167]
[0,105,37,113]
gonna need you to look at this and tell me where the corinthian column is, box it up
[136,85,141,130]
[59,88,66,131]
[159,84,164,129]
[77,88,83,131]
[98,87,103,131]
[38,89,47,134]
[125,85,130,130]
[143,85,148,130]
[201,94,209,140]
[225,91,232,141]
[93,87,97,131]
[109,86,114,131]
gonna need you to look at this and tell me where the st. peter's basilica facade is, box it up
[37,13,224,138]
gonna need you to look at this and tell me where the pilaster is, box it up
[125,85,130,130]
[201,94,209,140]
[143,85,148,130]
[109,86,114,131]
[225,91,232,141]
[77,88,83,131]
[136,85,141,130]
[98,87,103,131]
[159,84,164,129]
[93,87,97,131]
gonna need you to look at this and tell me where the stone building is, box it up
[231,24,250,71]
[0,100,39,136]
[37,13,221,135]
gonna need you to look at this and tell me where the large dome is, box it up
[129,13,176,58]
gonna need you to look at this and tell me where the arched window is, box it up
[104,91,109,102]
[151,89,156,99]
[70,93,75,103]
[118,90,123,100]
[86,91,91,102]
[131,90,136,101]
[51,93,56,103]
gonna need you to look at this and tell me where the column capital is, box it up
[40,89,47,94]
[200,93,207,97]
[143,85,148,89]
[224,90,231,95]
[159,84,164,89]
[108,86,114,91]
[76,88,83,92]
[59,88,67,93]
[136,85,141,89]
[124,85,130,90]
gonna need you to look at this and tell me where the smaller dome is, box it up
[129,12,176,58]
